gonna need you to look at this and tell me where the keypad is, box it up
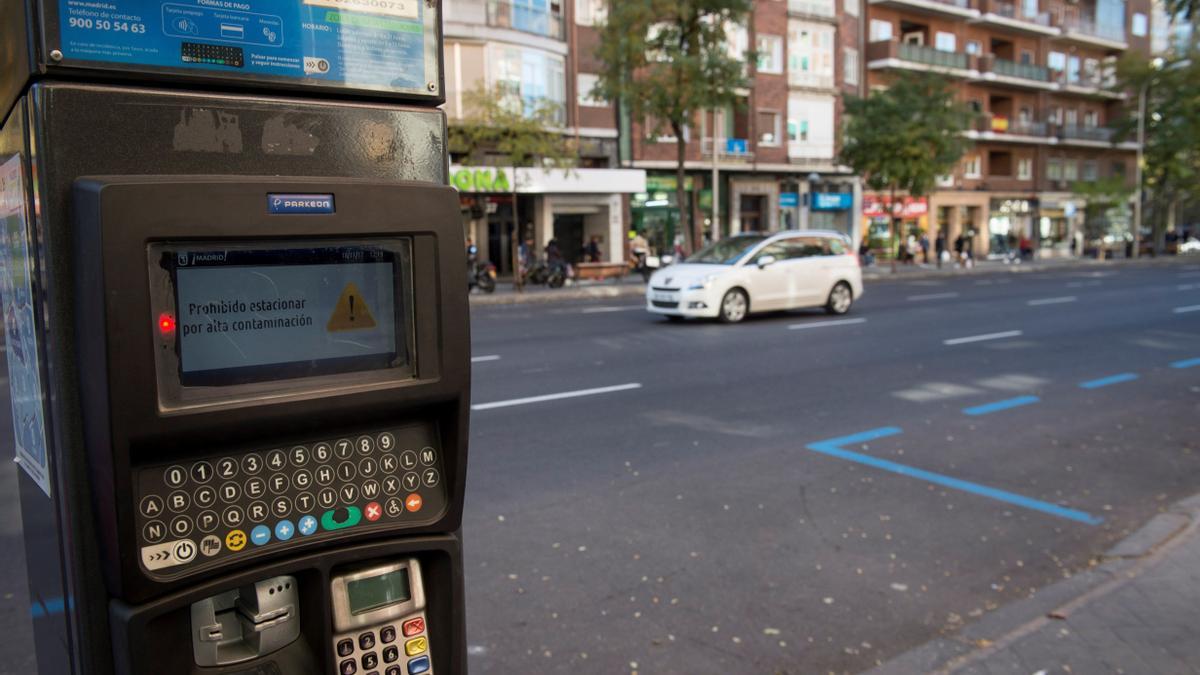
[180,42,245,68]
[135,427,447,576]
[334,613,432,675]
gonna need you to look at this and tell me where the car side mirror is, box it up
[756,255,776,269]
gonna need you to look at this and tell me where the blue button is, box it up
[250,525,271,546]
[298,515,318,536]
[407,656,430,674]
[274,519,295,541]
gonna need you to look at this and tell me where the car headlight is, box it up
[687,275,718,290]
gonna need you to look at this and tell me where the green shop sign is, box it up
[451,167,512,193]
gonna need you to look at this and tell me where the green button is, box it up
[321,506,361,531]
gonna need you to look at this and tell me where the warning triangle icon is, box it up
[327,282,378,332]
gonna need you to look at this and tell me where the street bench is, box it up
[574,262,628,281]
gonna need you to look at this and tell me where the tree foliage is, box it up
[448,85,577,169]
[839,72,971,268]
[592,0,752,251]
[1162,0,1198,21]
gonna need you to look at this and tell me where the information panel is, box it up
[54,0,432,94]
[152,241,411,387]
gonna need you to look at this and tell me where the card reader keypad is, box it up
[135,428,447,577]
[335,613,432,675]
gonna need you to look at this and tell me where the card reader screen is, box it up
[347,569,412,615]
[153,241,411,387]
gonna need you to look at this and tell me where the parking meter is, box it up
[0,1,469,674]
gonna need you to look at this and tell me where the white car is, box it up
[646,231,864,323]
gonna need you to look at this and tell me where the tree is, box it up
[1114,53,1200,254]
[839,72,971,271]
[1073,176,1134,257]
[449,85,576,289]
[1162,0,1198,21]
[592,0,752,252]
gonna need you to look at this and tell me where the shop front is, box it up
[454,165,646,273]
[987,198,1036,259]
[631,174,697,258]
[809,191,855,238]
[862,195,929,259]
[1036,196,1082,257]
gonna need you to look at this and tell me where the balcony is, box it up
[974,55,1056,90]
[968,115,1052,143]
[789,71,837,91]
[867,0,979,20]
[867,41,975,77]
[701,138,756,163]
[1058,125,1114,142]
[787,0,838,22]
[1053,70,1125,99]
[486,0,565,40]
[971,0,1059,36]
[1055,16,1127,51]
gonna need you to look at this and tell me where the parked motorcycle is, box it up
[469,261,497,293]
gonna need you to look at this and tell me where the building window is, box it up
[1083,58,1099,84]
[1063,159,1078,181]
[757,35,784,74]
[1018,107,1031,124]
[1020,50,1034,65]
[968,99,983,113]
[490,0,565,39]
[490,44,567,123]
[1084,110,1099,128]
[1047,159,1063,180]
[575,0,606,26]
[1132,12,1148,36]
[1021,0,1038,18]
[1018,157,1033,180]
[787,94,835,159]
[935,32,956,52]
[576,73,604,107]
[1082,160,1099,181]
[964,155,982,178]
[1112,160,1126,177]
[966,40,982,55]
[758,110,782,146]
[789,20,836,89]
[1048,51,1066,71]
[844,47,859,85]
[869,19,893,42]
[845,0,859,17]
[1067,56,1081,83]
[1065,109,1078,126]
[1049,106,1062,124]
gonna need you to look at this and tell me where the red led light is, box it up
[158,314,176,334]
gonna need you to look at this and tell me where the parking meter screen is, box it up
[154,241,411,387]
[347,569,412,615]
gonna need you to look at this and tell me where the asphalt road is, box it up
[0,262,1198,674]
[462,261,1200,674]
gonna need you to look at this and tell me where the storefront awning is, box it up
[450,165,647,195]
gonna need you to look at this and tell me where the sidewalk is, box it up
[470,256,1193,306]
[869,493,1200,675]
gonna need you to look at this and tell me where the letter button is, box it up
[168,490,190,512]
[295,492,315,513]
[315,465,335,486]
[196,510,219,533]
[381,455,398,473]
[245,476,266,499]
[272,496,292,518]
[247,501,269,522]
[170,515,193,538]
[293,469,312,490]
[399,451,418,471]
[222,505,245,528]
[219,482,240,502]
[269,473,290,494]
[419,447,436,467]
[142,520,166,543]
[383,476,400,496]
[337,462,357,482]
[139,494,165,518]
[421,469,439,488]
[194,485,216,508]
[358,457,377,478]
[401,472,420,492]
[318,488,337,509]
[164,465,187,488]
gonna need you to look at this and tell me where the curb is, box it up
[469,283,645,306]
[865,493,1200,675]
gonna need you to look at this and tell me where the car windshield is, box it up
[687,235,770,265]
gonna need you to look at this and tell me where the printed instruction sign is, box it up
[56,0,428,93]
[0,156,52,497]
[175,260,398,376]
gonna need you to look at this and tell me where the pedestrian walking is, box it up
[920,234,930,265]
[935,232,946,269]
[585,235,602,263]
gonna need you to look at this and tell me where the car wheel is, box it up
[825,282,853,315]
[719,288,749,323]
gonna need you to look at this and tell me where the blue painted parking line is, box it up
[806,427,1103,525]
[962,396,1040,416]
[1080,373,1139,389]
[1170,357,1200,369]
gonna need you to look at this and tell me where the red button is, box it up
[364,501,382,522]
[402,617,425,637]
[405,493,423,513]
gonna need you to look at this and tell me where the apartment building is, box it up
[442,0,647,272]
[625,0,865,254]
[864,0,1151,257]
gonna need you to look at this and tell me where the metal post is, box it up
[711,108,720,240]
[1133,80,1146,259]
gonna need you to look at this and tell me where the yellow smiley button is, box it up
[404,636,427,657]
[225,529,247,552]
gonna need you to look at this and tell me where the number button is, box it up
[361,652,378,670]
[295,492,315,513]
[399,451,418,471]
[313,442,332,463]
[140,494,165,518]
[241,453,263,475]
[197,510,219,533]
[336,462,357,482]
[317,488,337,509]
[247,501,269,523]
[170,515,193,538]
[245,477,266,500]
[402,472,420,492]
[380,625,397,644]
[266,450,287,471]
[422,469,440,488]
[315,465,335,486]
[164,465,187,488]
[337,639,354,657]
[380,454,398,473]
[142,520,166,543]
[333,439,354,460]
[293,470,312,490]
[290,446,309,467]
[190,461,213,484]
[269,473,290,494]
[223,505,245,528]
[358,457,377,479]
[216,457,238,479]
[272,496,292,518]
[356,436,374,455]
[359,632,375,650]
[377,432,395,451]
[168,490,190,513]
[219,482,241,502]
[194,485,217,509]
[419,447,437,466]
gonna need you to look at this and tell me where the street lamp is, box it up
[1133,57,1165,259]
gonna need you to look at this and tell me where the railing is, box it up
[1059,16,1126,43]
[897,42,970,69]
[787,0,837,18]
[991,57,1050,81]
[1059,125,1115,142]
[1008,121,1048,136]
[975,115,1048,136]
[486,0,565,40]
[984,0,1052,26]
[788,71,837,89]
[701,139,756,161]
